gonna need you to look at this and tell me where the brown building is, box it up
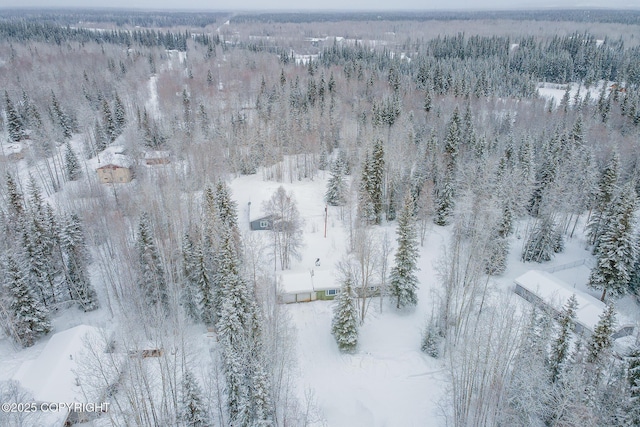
[144,151,171,165]
[97,164,133,184]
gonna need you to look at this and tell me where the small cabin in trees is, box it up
[250,215,275,231]
[514,270,634,338]
[97,164,132,184]
[278,269,341,303]
[0,143,25,161]
[144,150,171,165]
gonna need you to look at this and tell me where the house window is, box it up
[260,220,268,228]
[326,289,338,296]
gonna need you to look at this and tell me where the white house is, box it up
[13,325,110,426]
[278,269,340,303]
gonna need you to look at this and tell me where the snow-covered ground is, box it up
[1,159,638,426]
[537,80,609,107]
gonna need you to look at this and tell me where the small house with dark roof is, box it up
[250,214,275,231]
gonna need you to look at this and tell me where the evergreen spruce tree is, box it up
[22,182,62,308]
[586,303,616,365]
[357,153,376,225]
[434,172,455,226]
[102,99,117,143]
[325,160,346,206]
[180,369,211,427]
[626,348,640,426]
[93,120,108,152]
[3,255,51,347]
[588,183,637,301]
[521,215,557,263]
[248,354,274,426]
[64,142,82,181]
[331,277,358,353]
[5,91,24,142]
[51,92,72,140]
[136,212,169,312]
[370,139,385,223]
[549,295,578,383]
[389,194,420,309]
[434,108,462,226]
[421,315,442,358]
[61,214,98,311]
[214,223,274,425]
[113,92,126,135]
[485,235,509,275]
[181,233,201,323]
[587,152,619,248]
[5,173,24,226]
[213,181,239,232]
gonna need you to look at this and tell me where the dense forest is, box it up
[0,8,639,426]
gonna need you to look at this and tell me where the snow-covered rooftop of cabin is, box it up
[515,270,630,332]
[13,325,101,404]
[279,268,338,294]
[93,145,132,168]
[0,143,24,155]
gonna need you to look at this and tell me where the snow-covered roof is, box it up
[96,145,132,168]
[514,270,624,334]
[279,269,338,294]
[14,325,101,403]
[1,143,24,155]
[143,150,170,159]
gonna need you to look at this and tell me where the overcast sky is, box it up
[1,0,638,11]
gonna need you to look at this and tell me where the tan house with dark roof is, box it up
[97,164,132,183]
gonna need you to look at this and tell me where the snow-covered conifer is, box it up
[61,213,98,311]
[588,183,637,301]
[181,233,201,323]
[549,295,578,383]
[180,369,211,427]
[64,142,82,181]
[587,151,619,248]
[325,160,346,206]
[102,99,117,143]
[434,172,455,226]
[586,303,616,365]
[2,255,51,347]
[5,91,24,142]
[389,193,420,309]
[421,316,442,358]
[135,212,169,312]
[626,348,640,426]
[113,92,126,135]
[331,277,358,353]
[51,91,72,140]
[521,215,557,263]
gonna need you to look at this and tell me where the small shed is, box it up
[514,270,634,338]
[97,164,132,184]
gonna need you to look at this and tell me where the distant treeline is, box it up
[0,9,229,28]
[230,9,640,25]
[0,20,220,51]
[1,9,640,28]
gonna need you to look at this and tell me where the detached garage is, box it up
[514,270,634,339]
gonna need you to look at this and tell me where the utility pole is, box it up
[324,205,328,238]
